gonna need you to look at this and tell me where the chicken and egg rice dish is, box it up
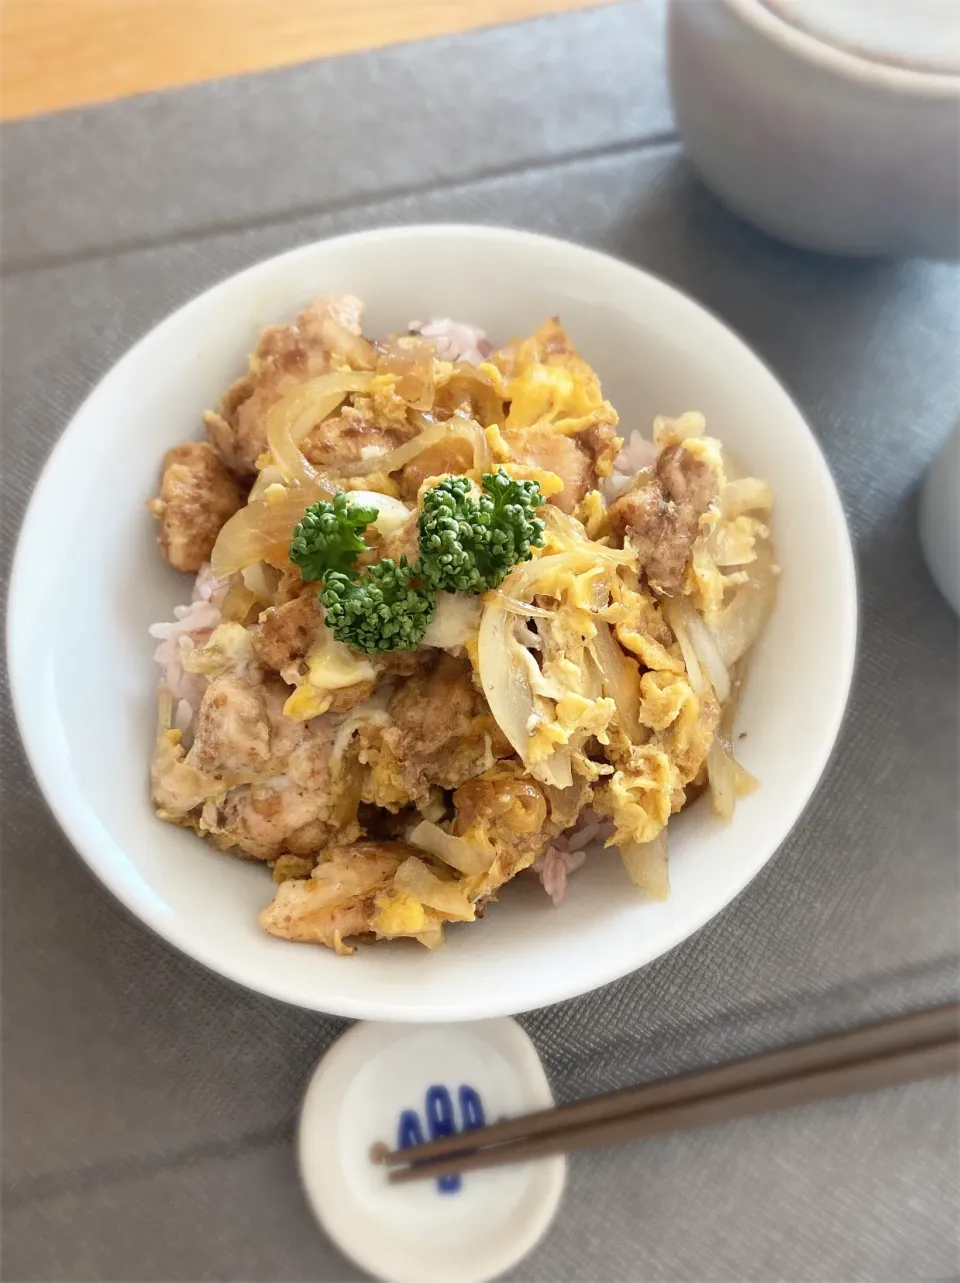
[148,296,777,954]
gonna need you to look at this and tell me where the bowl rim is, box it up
[7,223,858,1019]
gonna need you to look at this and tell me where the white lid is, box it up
[762,0,960,74]
[298,1019,566,1283]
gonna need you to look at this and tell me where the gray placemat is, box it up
[2,5,958,1280]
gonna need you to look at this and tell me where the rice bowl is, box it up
[7,226,856,1019]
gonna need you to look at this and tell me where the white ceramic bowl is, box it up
[7,226,857,1021]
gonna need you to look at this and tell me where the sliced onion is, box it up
[345,490,411,539]
[478,583,542,763]
[378,340,435,410]
[266,372,373,484]
[436,363,504,427]
[678,599,732,704]
[490,591,556,620]
[241,561,280,607]
[211,477,334,578]
[249,464,286,500]
[661,597,706,695]
[664,594,733,703]
[735,759,759,798]
[219,580,259,623]
[415,921,446,950]
[394,856,475,921]
[336,417,490,480]
[708,541,778,668]
[590,618,644,742]
[421,594,482,650]
[478,552,608,770]
[320,314,377,370]
[409,820,493,875]
[722,477,774,519]
[540,504,635,565]
[706,738,736,821]
[619,832,669,899]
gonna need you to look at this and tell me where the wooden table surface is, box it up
[0,0,613,121]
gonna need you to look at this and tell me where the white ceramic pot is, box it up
[668,0,960,257]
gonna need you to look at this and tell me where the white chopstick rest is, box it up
[298,1019,565,1283]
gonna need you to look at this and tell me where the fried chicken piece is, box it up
[186,675,273,775]
[147,442,242,572]
[260,840,409,947]
[388,652,475,760]
[251,592,416,720]
[300,403,414,474]
[252,592,324,676]
[579,421,622,479]
[205,294,365,475]
[453,761,572,902]
[209,769,360,860]
[608,444,718,590]
[372,653,510,805]
[201,683,363,858]
[153,672,363,858]
[397,436,475,501]
[504,429,591,514]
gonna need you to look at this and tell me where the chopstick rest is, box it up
[298,1019,564,1283]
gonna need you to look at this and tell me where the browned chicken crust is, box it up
[205,295,365,475]
[260,841,411,948]
[147,442,242,572]
[609,444,718,590]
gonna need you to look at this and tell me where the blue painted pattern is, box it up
[396,1084,486,1193]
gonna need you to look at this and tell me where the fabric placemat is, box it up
[2,4,958,1279]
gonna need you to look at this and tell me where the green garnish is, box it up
[320,558,436,654]
[289,470,545,655]
[417,469,545,595]
[289,492,378,582]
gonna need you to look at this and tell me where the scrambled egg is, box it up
[151,299,778,955]
[283,635,376,721]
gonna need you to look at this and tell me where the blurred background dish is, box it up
[669,0,960,257]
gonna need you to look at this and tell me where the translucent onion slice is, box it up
[409,820,493,875]
[241,561,280,607]
[266,372,373,484]
[619,832,669,899]
[320,315,377,370]
[211,477,334,577]
[721,477,774,519]
[706,738,736,821]
[540,504,636,565]
[489,591,556,619]
[345,490,411,539]
[378,340,435,410]
[249,464,286,500]
[589,618,644,742]
[393,857,476,921]
[335,418,491,479]
[436,363,505,427]
[708,541,778,669]
[478,551,606,769]
[661,597,706,695]
[421,594,482,650]
[677,598,732,704]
